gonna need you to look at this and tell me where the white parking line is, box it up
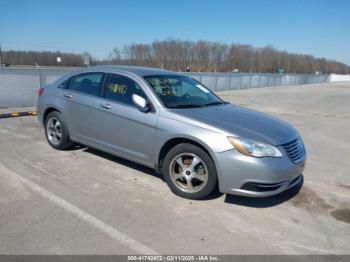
[0,164,157,255]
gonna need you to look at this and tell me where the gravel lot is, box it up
[0,82,349,255]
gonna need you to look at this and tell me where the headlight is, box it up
[228,137,282,158]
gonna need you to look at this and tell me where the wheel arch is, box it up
[157,137,215,173]
[43,107,62,123]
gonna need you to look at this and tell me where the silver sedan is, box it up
[37,66,306,199]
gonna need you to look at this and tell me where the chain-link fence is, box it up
[187,72,329,91]
[0,67,329,108]
[0,67,74,108]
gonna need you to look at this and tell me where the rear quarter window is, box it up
[68,73,104,96]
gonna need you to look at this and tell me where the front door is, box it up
[97,73,158,166]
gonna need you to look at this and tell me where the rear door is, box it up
[97,73,158,165]
[61,72,105,146]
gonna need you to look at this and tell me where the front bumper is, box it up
[214,148,306,197]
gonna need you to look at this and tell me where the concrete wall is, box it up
[0,67,336,108]
[328,74,350,82]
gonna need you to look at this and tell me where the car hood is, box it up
[170,104,298,145]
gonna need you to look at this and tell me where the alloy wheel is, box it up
[46,117,62,145]
[169,153,209,193]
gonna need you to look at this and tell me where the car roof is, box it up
[51,65,186,88]
[79,65,181,77]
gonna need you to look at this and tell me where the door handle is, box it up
[64,94,73,99]
[100,103,112,109]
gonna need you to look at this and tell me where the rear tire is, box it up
[45,111,74,150]
[163,143,218,200]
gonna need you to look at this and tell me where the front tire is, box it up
[45,111,74,150]
[163,143,218,200]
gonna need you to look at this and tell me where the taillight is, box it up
[38,87,44,96]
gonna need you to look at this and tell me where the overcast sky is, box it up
[1,0,349,65]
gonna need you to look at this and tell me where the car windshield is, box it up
[143,75,225,108]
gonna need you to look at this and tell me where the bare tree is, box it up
[3,40,349,74]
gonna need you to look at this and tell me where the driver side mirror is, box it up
[132,94,151,112]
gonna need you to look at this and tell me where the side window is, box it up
[69,73,104,96]
[105,74,146,106]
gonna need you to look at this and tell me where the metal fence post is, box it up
[250,73,253,89]
[228,74,232,90]
[214,75,218,91]
[239,74,243,89]
[35,63,42,88]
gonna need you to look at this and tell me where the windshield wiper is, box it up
[202,101,226,107]
[169,101,228,108]
[168,104,203,109]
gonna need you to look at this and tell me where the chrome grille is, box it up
[282,138,305,163]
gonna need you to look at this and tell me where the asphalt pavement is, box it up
[0,82,349,254]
